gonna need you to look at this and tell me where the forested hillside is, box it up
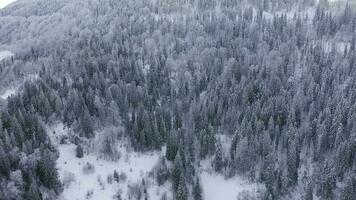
[0,0,355,199]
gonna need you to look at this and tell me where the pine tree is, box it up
[80,107,94,138]
[214,139,223,172]
[76,144,84,158]
[156,157,169,186]
[319,165,336,200]
[305,183,313,200]
[166,133,178,161]
[36,149,62,193]
[0,144,10,177]
[25,180,41,200]
[10,116,24,146]
[287,143,299,186]
[176,175,187,200]
[341,178,356,200]
[172,151,183,191]
[113,170,119,183]
[193,178,203,200]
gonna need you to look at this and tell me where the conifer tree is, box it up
[214,139,223,172]
[193,178,203,200]
[176,175,187,200]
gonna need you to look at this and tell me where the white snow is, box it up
[0,51,14,61]
[57,144,162,200]
[199,155,265,200]
[143,64,151,76]
[0,51,16,99]
[0,88,16,99]
[201,171,265,200]
[46,123,68,146]
[47,123,171,200]
[316,0,343,3]
[0,73,38,100]
[0,0,16,9]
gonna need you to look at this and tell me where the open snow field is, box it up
[47,123,172,200]
[56,144,165,200]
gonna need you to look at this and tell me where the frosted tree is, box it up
[214,138,223,172]
[193,178,203,200]
[176,175,187,200]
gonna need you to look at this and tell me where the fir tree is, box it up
[214,139,223,172]
[176,175,187,200]
[193,178,203,200]
[76,144,84,158]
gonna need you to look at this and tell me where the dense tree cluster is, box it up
[0,82,62,199]
[0,0,355,199]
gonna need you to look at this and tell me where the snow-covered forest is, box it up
[0,0,355,199]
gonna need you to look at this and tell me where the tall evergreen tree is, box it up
[214,139,223,172]
[193,178,203,200]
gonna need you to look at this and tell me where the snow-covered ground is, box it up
[199,135,266,200]
[0,0,16,9]
[0,51,13,61]
[201,172,265,200]
[47,123,172,200]
[0,51,16,99]
[56,144,167,200]
[316,0,343,3]
[0,88,16,99]
[0,73,38,100]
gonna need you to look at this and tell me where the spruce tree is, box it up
[25,181,41,200]
[214,139,223,172]
[193,178,203,200]
[172,151,183,191]
[176,175,187,200]
[76,144,84,158]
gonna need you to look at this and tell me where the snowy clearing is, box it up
[198,140,266,200]
[201,172,265,200]
[47,123,172,200]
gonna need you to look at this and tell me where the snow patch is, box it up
[0,73,38,100]
[201,171,265,200]
[199,158,265,200]
[0,88,16,99]
[0,0,16,9]
[0,51,14,61]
